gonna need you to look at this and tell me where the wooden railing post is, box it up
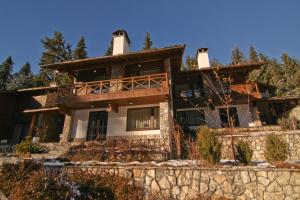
[99,81,102,94]
[131,77,134,90]
[148,75,151,88]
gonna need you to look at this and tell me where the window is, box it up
[127,107,159,130]
[177,110,206,126]
[219,107,240,127]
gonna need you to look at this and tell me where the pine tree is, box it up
[73,36,88,60]
[0,56,14,91]
[185,55,198,70]
[6,62,35,90]
[39,31,73,85]
[105,39,113,56]
[210,58,223,68]
[249,46,258,62]
[142,32,153,50]
[231,46,245,64]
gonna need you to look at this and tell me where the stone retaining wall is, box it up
[218,131,300,160]
[63,165,300,200]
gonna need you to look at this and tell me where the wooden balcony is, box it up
[56,73,169,109]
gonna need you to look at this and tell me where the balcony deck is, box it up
[56,73,169,109]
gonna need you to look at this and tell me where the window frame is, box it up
[126,107,160,131]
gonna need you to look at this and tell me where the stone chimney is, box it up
[197,48,210,69]
[112,30,131,55]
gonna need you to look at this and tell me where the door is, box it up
[219,107,240,127]
[86,111,108,141]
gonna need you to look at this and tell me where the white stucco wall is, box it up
[71,104,161,141]
[112,36,129,55]
[176,104,253,129]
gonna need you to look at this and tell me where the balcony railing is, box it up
[57,73,168,97]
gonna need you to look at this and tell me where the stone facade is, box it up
[63,165,300,200]
[218,130,300,160]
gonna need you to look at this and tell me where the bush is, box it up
[0,160,41,197]
[277,117,294,130]
[67,169,144,200]
[9,169,74,200]
[196,126,222,164]
[265,134,289,163]
[15,136,46,154]
[235,140,253,165]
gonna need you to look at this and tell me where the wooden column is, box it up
[60,111,73,143]
[28,114,37,137]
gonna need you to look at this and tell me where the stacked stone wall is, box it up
[63,165,300,200]
[218,131,300,160]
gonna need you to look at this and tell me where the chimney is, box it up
[197,48,210,69]
[112,30,131,55]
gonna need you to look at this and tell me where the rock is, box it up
[293,186,300,193]
[268,171,278,182]
[181,186,189,195]
[290,172,300,185]
[151,180,160,192]
[215,188,223,196]
[0,190,8,200]
[145,175,152,186]
[209,180,218,192]
[178,174,190,186]
[283,185,293,196]
[257,171,267,178]
[158,176,170,189]
[258,176,271,186]
[167,175,176,185]
[200,182,209,193]
[193,170,200,180]
[243,189,254,199]
[172,186,180,198]
[221,181,232,194]
[267,181,282,192]
[276,171,291,185]
[213,174,226,184]
[241,171,251,184]
[147,169,155,178]
[233,185,245,196]
[191,179,200,192]
[264,192,285,200]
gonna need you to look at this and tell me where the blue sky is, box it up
[0,0,300,73]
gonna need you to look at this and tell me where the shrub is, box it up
[235,140,253,165]
[9,170,74,200]
[0,160,41,197]
[265,134,289,163]
[15,136,46,154]
[67,169,143,200]
[277,117,294,130]
[196,126,222,164]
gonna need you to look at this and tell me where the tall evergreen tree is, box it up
[0,56,14,91]
[231,46,245,64]
[6,62,35,90]
[105,39,113,56]
[185,55,198,70]
[249,46,258,62]
[39,32,73,85]
[73,36,88,59]
[142,32,153,50]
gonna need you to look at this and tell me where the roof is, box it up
[257,95,300,102]
[42,45,185,72]
[17,86,57,93]
[177,61,267,75]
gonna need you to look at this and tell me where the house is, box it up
[1,30,299,153]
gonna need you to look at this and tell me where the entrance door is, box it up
[86,111,108,141]
[219,107,240,127]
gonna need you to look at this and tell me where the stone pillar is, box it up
[250,103,262,127]
[159,102,172,154]
[60,111,73,143]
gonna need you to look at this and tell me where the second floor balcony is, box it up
[56,73,169,109]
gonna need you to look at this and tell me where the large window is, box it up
[127,107,160,131]
[219,107,240,127]
[177,110,206,126]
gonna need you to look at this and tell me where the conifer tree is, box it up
[231,46,245,64]
[6,62,35,90]
[142,32,153,50]
[39,32,73,85]
[210,58,223,68]
[73,36,88,59]
[185,55,198,70]
[105,39,113,56]
[0,56,14,91]
[249,46,258,62]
